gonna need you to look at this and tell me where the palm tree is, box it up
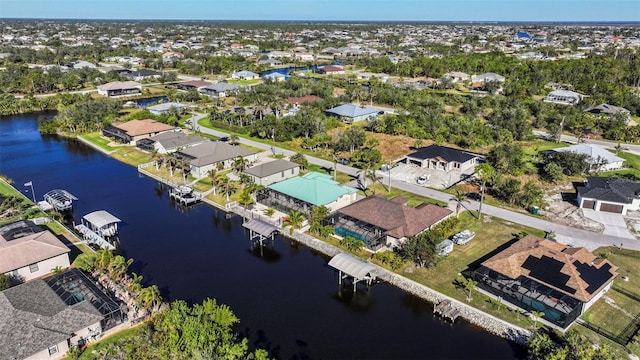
[129,272,143,294]
[229,134,240,146]
[531,310,545,330]
[108,255,134,280]
[219,176,238,202]
[463,277,477,301]
[263,207,276,217]
[94,249,113,273]
[139,285,162,311]
[232,156,249,173]
[283,210,305,236]
[238,190,255,210]
[450,190,470,217]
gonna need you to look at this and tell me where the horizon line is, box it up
[2,18,640,25]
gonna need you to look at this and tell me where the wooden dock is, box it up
[434,300,461,322]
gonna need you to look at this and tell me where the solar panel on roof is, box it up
[574,261,613,294]
[522,255,576,294]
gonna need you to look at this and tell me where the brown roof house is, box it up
[474,235,618,329]
[323,195,453,251]
[0,220,70,283]
[102,119,176,145]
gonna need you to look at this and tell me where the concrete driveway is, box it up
[582,209,636,240]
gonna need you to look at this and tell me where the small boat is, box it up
[43,189,77,211]
[453,230,476,245]
[437,239,454,256]
[169,185,201,205]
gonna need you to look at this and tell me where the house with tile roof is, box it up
[256,172,358,216]
[325,104,379,123]
[404,145,479,173]
[176,79,213,91]
[286,95,322,106]
[474,235,617,329]
[323,195,452,251]
[174,141,258,178]
[243,159,300,186]
[102,119,176,144]
[577,176,640,214]
[0,220,70,282]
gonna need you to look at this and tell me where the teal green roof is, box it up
[268,172,357,206]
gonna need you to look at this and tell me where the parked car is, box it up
[453,230,476,245]
[417,174,429,185]
[218,136,229,142]
[337,158,349,165]
[466,192,482,201]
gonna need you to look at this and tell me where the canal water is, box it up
[0,113,526,359]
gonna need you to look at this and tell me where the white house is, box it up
[97,81,142,97]
[551,144,624,172]
[231,70,259,80]
[0,222,70,282]
[544,90,583,105]
[577,176,640,214]
[243,159,300,186]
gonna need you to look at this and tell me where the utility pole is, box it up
[478,180,485,219]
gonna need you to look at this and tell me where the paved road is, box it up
[533,130,640,156]
[192,114,640,251]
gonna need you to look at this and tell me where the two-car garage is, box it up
[580,198,625,214]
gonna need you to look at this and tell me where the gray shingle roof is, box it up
[149,132,207,151]
[178,141,257,166]
[406,145,476,163]
[578,176,640,204]
[243,159,299,178]
[0,280,103,360]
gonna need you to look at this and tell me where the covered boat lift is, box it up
[81,210,121,237]
[43,189,77,211]
[242,218,279,248]
[328,253,377,292]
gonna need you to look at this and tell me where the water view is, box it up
[0,113,525,359]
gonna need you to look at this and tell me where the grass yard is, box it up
[225,78,260,85]
[366,182,448,207]
[79,133,120,152]
[78,323,147,360]
[601,150,640,180]
[391,211,545,328]
[111,147,156,167]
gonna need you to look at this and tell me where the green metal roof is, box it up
[267,172,357,206]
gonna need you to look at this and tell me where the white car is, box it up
[417,174,428,185]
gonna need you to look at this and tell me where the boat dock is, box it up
[43,189,77,211]
[169,185,201,205]
[74,224,116,250]
[434,300,461,322]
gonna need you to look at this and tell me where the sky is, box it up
[1,0,639,22]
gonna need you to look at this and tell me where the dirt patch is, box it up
[540,185,605,232]
[367,133,432,162]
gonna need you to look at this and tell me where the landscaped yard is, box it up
[225,78,260,86]
[78,324,146,360]
[111,147,156,167]
[79,133,120,152]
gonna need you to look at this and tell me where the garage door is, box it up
[581,200,595,209]
[600,203,624,213]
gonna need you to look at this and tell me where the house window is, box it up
[29,263,39,273]
[48,345,58,355]
[281,171,285,177]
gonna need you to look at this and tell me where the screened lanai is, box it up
[322,213,387,251]
[256,188,314,217]
[45,268,126,330]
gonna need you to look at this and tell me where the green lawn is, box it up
[602,150,640,180]
[225,78,260,85]
[363,211,546,329]
[111,147,156,167]
[78,324,147,360]
[79,133,119,152]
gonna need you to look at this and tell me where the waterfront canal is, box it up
[0,113,526,359]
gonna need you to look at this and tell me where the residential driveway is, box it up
[388,163,467,189]
[581,209,636,240]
